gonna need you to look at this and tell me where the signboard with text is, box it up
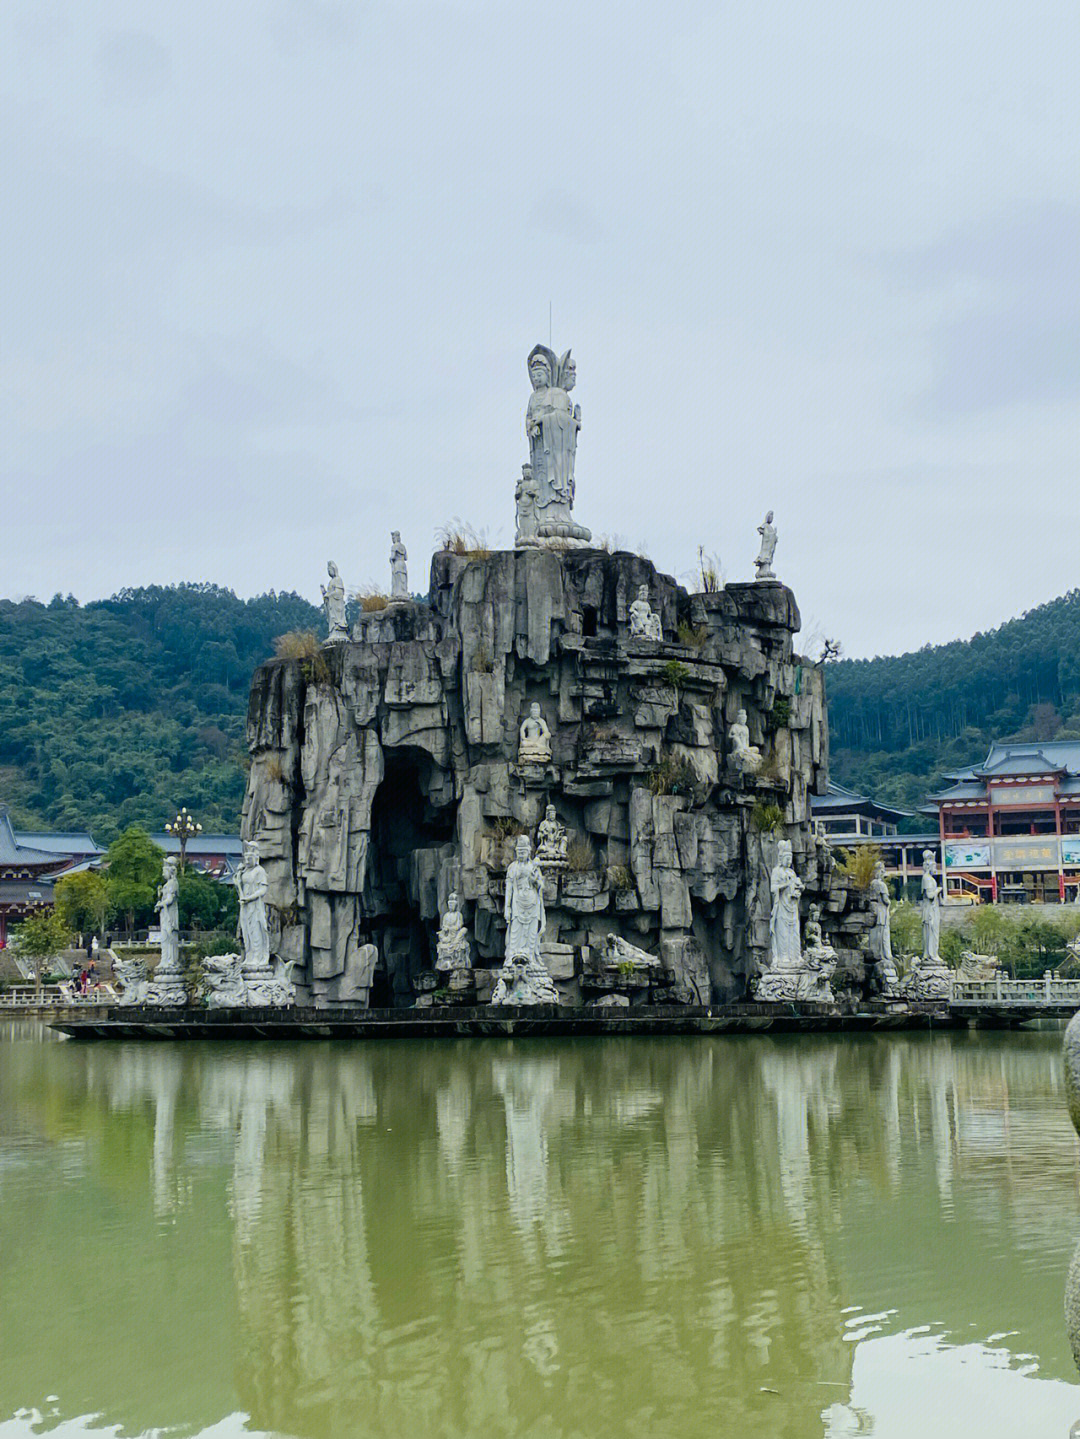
[992,836,1060,870]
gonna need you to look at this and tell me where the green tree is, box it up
[105,826,164,930]
[54,870,112,938]
[889,900,923,961]
[178,869,239,933]
[14,909,72,999]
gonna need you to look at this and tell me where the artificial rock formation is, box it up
[242,542,858,1008]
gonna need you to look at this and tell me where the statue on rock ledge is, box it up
[435,892,472,975]
[524,344,591,544]
[535,804,568,869]
[629,585,662,641]
[518,702,553,765]
[321,561,349,643]
[390,531,408,599]
[730,709,763,774]
[755,511,777,580]
[515,464,540,547]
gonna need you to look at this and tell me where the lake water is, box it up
[2,1023,1080,1438]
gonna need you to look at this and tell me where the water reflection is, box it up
[1,1027,1079,1437]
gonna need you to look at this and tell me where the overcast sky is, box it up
[3,1,1078,658]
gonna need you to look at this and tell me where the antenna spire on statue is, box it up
[518,342,591,548]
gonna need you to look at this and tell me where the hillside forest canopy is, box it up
[0,584,321,839]
[5,582,1080,841]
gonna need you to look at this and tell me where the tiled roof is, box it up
[0,809,66,869]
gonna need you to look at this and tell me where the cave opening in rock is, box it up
[368,746,456,1005]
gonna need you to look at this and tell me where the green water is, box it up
[2,1024,1080,1438]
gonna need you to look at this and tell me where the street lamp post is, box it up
[165,807,202,871]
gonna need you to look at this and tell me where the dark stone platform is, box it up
[49,1000,966,1041]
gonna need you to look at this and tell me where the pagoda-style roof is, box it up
[977,740,1080,777]
[0,808,67,870]
[810,782,911,825]
[13,829,104,858]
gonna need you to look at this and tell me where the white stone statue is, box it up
[768,840,803,969]
[435,892,472,974]
[730,709,763,773]
[753,842,836,1003]
[321,561,349,643]
[491,952,558,1005]
[535,804,568,869]
[390,531,408,599]
[237,840,271,971]
[755,511,777,580]
[902,850,952,1001]
[515,464,540,546]
[868,861,893,966]
[156,857,181,974]
[142,855,186,1005]
[628,585,656,640]
[803,904,836,963]
[524,345,590,544]
[646,610,662,641]
[493,836,558,1004]
[919,850,941,962]
[503,836,545,964]
[518,701,552,764]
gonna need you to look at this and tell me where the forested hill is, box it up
[0,585,321,839]
[827,590,1080,816]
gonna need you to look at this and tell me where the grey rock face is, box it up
[242,546,863,1007]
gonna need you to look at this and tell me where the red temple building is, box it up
[922,741,1080,904]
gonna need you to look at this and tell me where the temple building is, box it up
[810,782,910,838]
[810,784,932,900]
[922,741,1080,904]
[0,809,69,945]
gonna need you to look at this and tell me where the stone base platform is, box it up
[46,1000,985,1041]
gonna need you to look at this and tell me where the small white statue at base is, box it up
[144,856,186,1005]
[628,585,661,641]
[390,531,408,599]
[902,852,953,1000]
[755,511,777,580]
[435,892,472,974]
[730,709,763,774]
[491,953,559,1005]
[752,841,836,1003]
[867,860,901,996]
[515,464,541,547]
[237,841,271,972]
[321,561,349,643]
[518,702,553,764]
[603,934,662,974]
[535,804,568,869]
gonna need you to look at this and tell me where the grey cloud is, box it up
[97,30,173,101]
[891,204,1080,415]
